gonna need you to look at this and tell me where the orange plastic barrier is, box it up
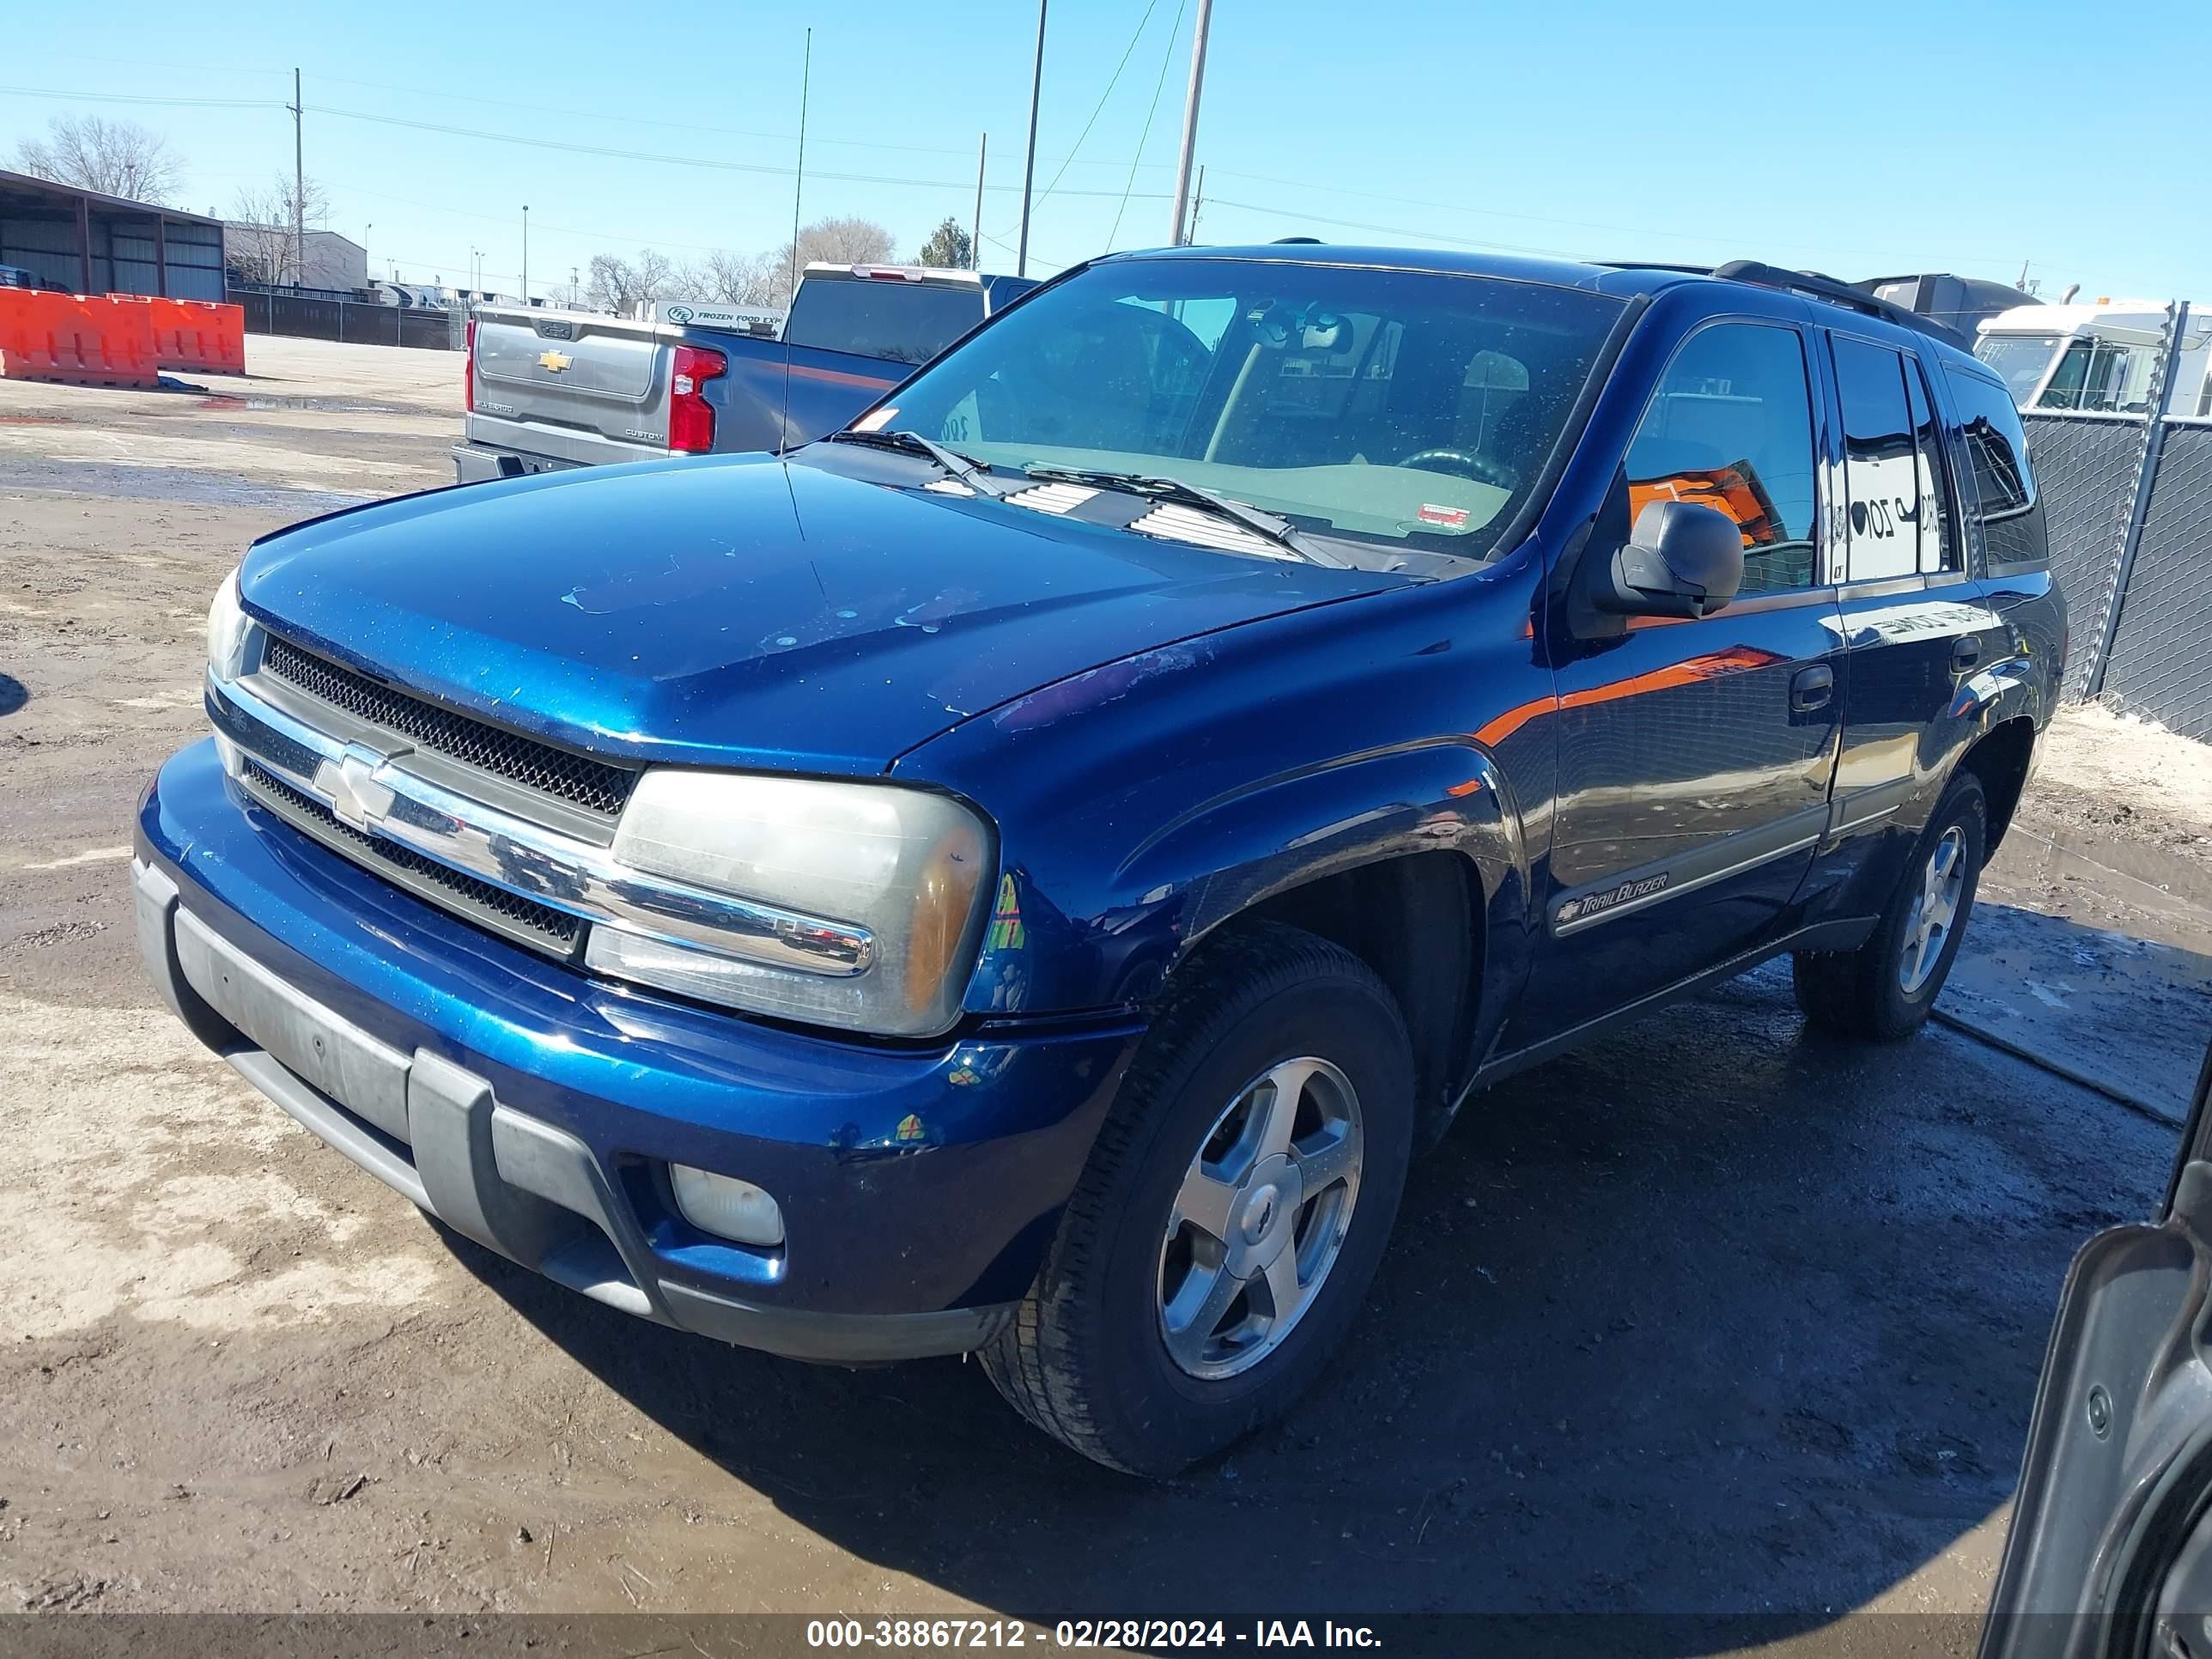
[0,289,48,377]
[179,299,246,375]
[0,291,160,387]
[122,295,246,375]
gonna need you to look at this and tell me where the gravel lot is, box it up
[3,339,2209,1650]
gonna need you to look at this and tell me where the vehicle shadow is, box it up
[0,672,25,717]
[453,912,2188,1639]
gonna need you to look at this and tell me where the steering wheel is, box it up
[1395,447,1517,490]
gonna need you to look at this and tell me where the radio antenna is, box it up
[779,27,811,453]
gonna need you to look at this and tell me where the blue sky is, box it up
[4,0,2206,302]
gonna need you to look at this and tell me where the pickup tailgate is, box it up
[468,308,668,463]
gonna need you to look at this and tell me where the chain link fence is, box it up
[2019,301,2212,739]
[2018,413,2146,693]
[2100,420,2212,737]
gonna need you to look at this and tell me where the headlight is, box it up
[584,770,994,1037]
[206,568,252,681]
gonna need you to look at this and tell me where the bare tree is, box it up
[758,216,898,307]
[799,216,897,265]
[224,175,332,287]
[635,248,677,306]
[586,249,680,316]
[584,253,637,314]
[679,248,785,308]
[14,114,183,204]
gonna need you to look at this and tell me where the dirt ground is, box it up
[3,340,2211,1650]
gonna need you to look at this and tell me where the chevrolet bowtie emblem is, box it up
[313,742,405,833]
[538,349,574,373]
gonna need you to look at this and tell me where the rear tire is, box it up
[982,921,1414,1477]
[1794,771,1986,1041]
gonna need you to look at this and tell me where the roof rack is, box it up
[1598,259,1970,349]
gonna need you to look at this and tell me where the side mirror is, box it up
[1589,501,1746,619]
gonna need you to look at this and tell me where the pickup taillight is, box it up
[464,314,476,414]
[669,343,726,453]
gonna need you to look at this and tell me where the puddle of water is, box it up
[1948,830,2212,1123]
[2003,825,2212,932]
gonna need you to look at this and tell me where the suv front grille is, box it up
[260,635,637,817]
[241,760,583,955]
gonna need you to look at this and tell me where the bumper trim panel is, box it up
[658,1280,1014,1364]
[177,903,413,1142]
[134,854,1016,1362]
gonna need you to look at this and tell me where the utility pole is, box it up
[788,27,811,304]
[971,133,987,271]
[521,204,529,306]
[289,67,304,287]
[1017,0,1047,277]
[1168,0,1213,246]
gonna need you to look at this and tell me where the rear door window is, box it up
[1905,358,1962,575]
[1831,336,1921,582]
[1624,321,1820,594]
[1944,367,2045,569]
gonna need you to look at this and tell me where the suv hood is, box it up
[240,454,1403,774]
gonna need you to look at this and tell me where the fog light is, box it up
[670,1164,785,1247]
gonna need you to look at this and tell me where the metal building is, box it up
[0,169,226,301]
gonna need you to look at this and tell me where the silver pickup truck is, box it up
[452,264,1036,483]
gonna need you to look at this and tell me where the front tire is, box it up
[1794,771,1986,1040]
[982,921,1415,1477]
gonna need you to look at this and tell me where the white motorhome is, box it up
[1975,301,2212,416]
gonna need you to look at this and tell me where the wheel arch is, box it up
[1115,740,1535,1146]
[1233,850,1485,1147]
[1958,714,2039,852]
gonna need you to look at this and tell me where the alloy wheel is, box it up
[1899,825,1967,994]
[1156,1055,1364,1381]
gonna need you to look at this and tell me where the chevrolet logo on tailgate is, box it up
[537,349,573,373]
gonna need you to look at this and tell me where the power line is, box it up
[1109,0,1189,249]
[981,227,1073,275]
[1200,166,2024,269]
[331,182,744,257]
[312,68,1172,172]
[3,77,2030,274]
[5,70,1175,173]
[1029,0,1163,212]
[0,84,282,110]
[305,102,1174,202]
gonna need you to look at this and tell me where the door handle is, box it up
[1790,664,1834,713]
[1953,636,1983,671]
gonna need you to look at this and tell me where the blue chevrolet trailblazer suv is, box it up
[137,246,2062,1474]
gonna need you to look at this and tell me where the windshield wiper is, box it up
[826,428,1009,495]
[1021,465,1345,567]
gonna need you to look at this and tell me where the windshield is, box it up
[872,258,1626,559]
[1972,334,2062,404]
[783,276,986,364]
